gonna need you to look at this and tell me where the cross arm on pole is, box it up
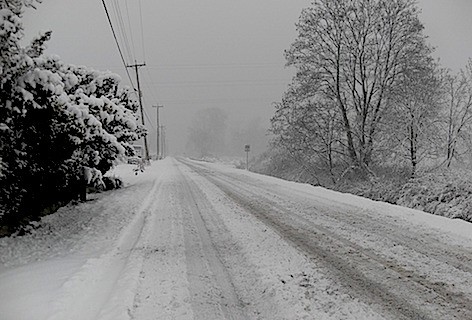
[127,61,150,161]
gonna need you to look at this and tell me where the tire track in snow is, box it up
[197,162,472,312]
[48,170,164,320]
[204,174,432,320]
[175,162,248,320]
[181,159,472,320]
[129,160,195,320]
[178,159,314,319]
[196,161,472,277]
[216,175,472,320]
[210,167,472,293]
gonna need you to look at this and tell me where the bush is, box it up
[397,170,472,222]
[102,176,123,191]
[0,2,144,231]
[254,147,472,223]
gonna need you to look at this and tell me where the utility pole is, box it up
[245,144,251,170]
[127,61,150,161]
[153,105,164,159]
[160,125,166,158]
[163,127,166,157]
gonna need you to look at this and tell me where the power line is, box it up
[85,62,286,70]
[124,0,137,59]
[138,0,146,62]
[143,106,156,131]
[118,0,136,61]
[146,62,284,70]
[143,68,160,105]
[100,0,135,88]
[146,79,289,88]
[157,97,276,105]
[104,1,156,132]
[111,0,134,63]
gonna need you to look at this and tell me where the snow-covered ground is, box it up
[1,157,472,319]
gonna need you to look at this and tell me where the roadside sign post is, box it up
[152,105,164,160]
[244,144,250,170]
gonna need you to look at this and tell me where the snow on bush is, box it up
[102,175,123,191]
[255,148,472,223]
[329,168,472,223]
[0,1,145,231]
[397,170,472,222]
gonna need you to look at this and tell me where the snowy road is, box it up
[1,158,472,319]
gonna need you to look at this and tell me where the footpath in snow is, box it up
[1,157,472,320]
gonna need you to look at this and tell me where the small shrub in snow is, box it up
[102,176,123,191]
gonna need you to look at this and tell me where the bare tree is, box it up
[442,63,472,167]
[388,52,442,175]
[271,82,344,183]
[285,0,431,171]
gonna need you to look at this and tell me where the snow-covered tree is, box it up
[285,0,432,171]
[271,81,343,183]
[384,51,442,175]
[45,61,145,174]
[0,1,145,230]
[441,63,472,167]
[0,1,42,225]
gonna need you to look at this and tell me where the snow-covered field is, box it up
[1,157,472,319]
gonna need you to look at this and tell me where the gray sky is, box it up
[22,0,472,155]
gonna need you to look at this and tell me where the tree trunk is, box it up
[79,166,87,202]
[409,124,417,177]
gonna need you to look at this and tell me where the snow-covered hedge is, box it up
[254,149,472,223]
[326,167,472,223]
[396,170,472,222]
[0,1,145,231]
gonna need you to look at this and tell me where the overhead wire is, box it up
[111,0,135,63]
[103,0,161,136]
[157,97,276,105]
[148,79,289,84]
[136,0,159,111]
[138,0,146,62]
[143,108,156,131]
[100,0,135,88]
[124,0,138,61]
[142,69,163,135]
[85,62,286,70]
[146,62,284,70]
[143,69,160,104]
[109,1,128,61]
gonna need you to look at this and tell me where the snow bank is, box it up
[195,159,472,246]
[0,162,163,320]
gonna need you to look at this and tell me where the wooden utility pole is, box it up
[245,144,250,170]
[127,61,150,161]
[160,125,166,158]
[153,105,164,159]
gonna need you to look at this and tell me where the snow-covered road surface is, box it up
[1,157,472,319]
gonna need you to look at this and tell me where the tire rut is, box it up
[185,160,472,282]
[181,159,472,320]
[176,164,247,320]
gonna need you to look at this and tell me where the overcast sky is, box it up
[22,0,472,155]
